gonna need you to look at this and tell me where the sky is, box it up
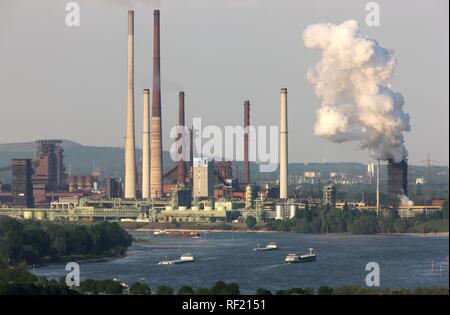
[0,0,448,165]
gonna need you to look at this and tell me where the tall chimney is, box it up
[124,10,136,198]
[177,91,186,185]
[150,10,163,198]
[279,88,288,199]
[142,89,151,198]
[376,159,380,215]
[243,100,250,184]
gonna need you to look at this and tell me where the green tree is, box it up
[255,288,272,295]
[156,285,174,295]
[245,216,257,229]
[177,286,195,295]
[210,281,227,295]
[129,282,151,295]
[317,286,334,295]
[195,288,211,295]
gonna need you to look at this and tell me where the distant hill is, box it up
[0,140,448,186]
[0,140,176,181]
[0,139,83,153]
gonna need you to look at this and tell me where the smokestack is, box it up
[279,88,288,199]
[142,89,151,198]
[150,9,163,198]
[244,100,250,185]
[177,91,186,185]
[376,159,380,215]
[124,10,136,198]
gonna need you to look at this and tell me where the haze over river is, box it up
[33,232,449,294]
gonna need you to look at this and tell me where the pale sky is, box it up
[0,0,448,165]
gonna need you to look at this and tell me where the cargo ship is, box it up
[285,248,317,263]
[153,230,200,238]
[158,253,195,265]
[253,242,278,252]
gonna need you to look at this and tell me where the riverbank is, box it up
[125,221,448,236]
[121,219,449,236]
[28,253,126,269]
[132,228,448,236]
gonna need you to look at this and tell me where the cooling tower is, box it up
[124,10,136,198]
[150,10,163,198]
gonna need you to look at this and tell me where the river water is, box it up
[33,232,449,294]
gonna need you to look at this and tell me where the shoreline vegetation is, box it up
[121,200,449,235]
[0,269,448,295]
[131,226,449,236]
[0,217,132,269]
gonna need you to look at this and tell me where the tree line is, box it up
[261,201,449,234]
[0,268,447,295]
[0,217,132,267]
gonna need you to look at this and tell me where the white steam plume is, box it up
[303,20,410,162]
[399,194,414,206]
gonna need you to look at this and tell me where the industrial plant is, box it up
[0,10,444,224]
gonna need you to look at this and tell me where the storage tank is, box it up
[289,204,297,219]
[68,175,77,192]
[77,176,86,191]
[85,176,93,191]
[275,204,284,220]
[23,210,34,219]
[35,211,46,220]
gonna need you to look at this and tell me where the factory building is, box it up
[170,185,192,208]
[32,140,66,206]
[105,178,120,199]
[322,182,336,207]
[11,159,34,208]
[193,158,214,201]
[387,159,408,207]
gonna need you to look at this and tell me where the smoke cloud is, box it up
[303,20,410,162]
[399,194,414,206]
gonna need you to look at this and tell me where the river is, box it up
[32,232,449,294]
